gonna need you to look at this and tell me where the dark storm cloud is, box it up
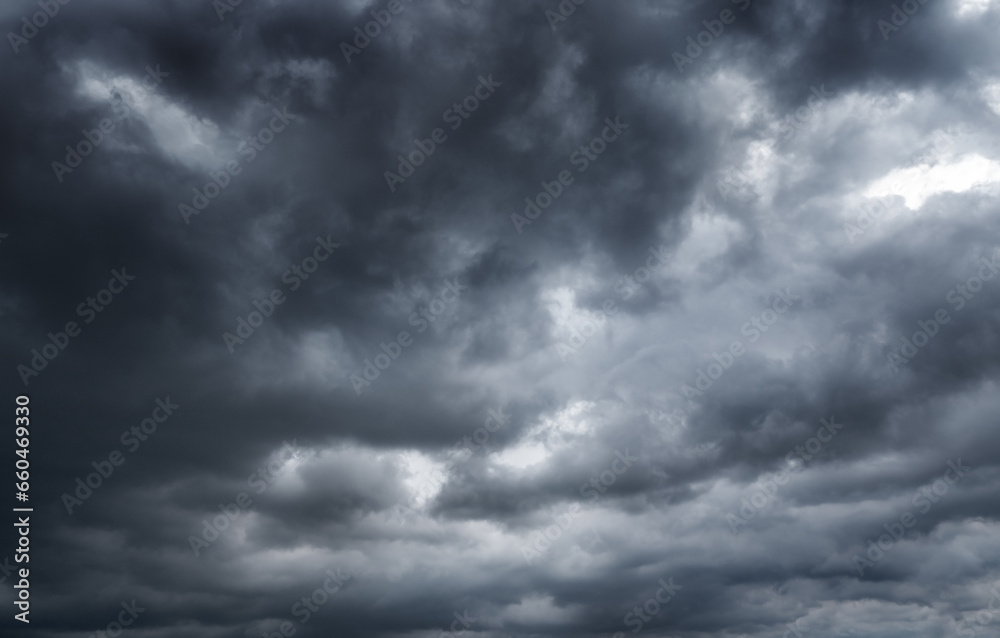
[3,0,1000,636]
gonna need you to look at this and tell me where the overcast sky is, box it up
[3,0,1000,637]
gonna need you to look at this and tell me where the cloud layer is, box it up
[2,0,1000,636]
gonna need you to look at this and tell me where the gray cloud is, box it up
[2,0,1000,636]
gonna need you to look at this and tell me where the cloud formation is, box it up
[2,0,1000,636]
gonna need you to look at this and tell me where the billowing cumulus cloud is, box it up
[2,0,1000,637]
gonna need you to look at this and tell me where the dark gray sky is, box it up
[3,0,1000,637]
